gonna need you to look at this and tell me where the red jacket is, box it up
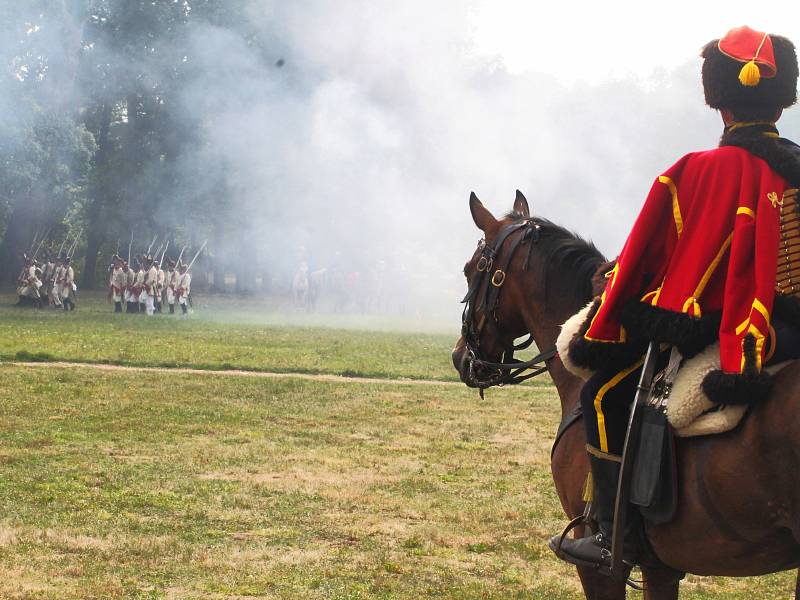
[584,145,789,374]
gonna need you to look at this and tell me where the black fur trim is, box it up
[619,300,720,359]
[701,334,773,405]
[773,294,800,329]
[720,129,800,187]
[567,298,648,371]
[701,35,798,114]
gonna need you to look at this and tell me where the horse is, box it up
[451,190,800,599]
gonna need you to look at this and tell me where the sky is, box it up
[472,1,800,83]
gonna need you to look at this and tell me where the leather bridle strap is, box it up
[461,220,556,393]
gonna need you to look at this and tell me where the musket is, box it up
[128,231,133,264]
[28,228,41,254]
[146,235,158,256]
[115,238,120,257]
[152,242,165,263]
[32,227,51,259]
[67,228,83,258]
[185,239,208,271]
[159,241,170,269]
[176,245,187,266]
[57,237,67,258]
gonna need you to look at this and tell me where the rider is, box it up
[551,26,800,569]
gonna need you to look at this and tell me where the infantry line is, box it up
[5,361,556,388]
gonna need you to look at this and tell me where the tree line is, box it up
[0,0,283,290]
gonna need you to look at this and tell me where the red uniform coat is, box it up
[584,145,790,375]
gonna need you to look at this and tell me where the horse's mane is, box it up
[506,211,608,306]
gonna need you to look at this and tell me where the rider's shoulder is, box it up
[664,146,766,174]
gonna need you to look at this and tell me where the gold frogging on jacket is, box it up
[776,189,800,298]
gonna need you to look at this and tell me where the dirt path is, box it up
[7,360,477,387]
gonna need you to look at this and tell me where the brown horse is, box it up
[452,191,800,599]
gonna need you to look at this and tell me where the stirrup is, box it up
[552,514,589,554]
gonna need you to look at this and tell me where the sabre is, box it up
[159,241,170,269]
[185,240,208,271]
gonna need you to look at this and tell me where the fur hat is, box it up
[702,27,798,118]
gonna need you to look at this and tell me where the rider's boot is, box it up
[549,449,638,570]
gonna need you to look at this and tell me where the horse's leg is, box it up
[641,566,680,600]
[576,566,628,600]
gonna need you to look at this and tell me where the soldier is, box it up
[51,256,64,308]
[124,261,137,313]
[143,255,158,316]
[110,256,126,313]
[61,257,76,311]
[155,258,166,313]
[134,257,146,313]
[176,262,191,315]
[165,259,178,314]
[551,26,800,570]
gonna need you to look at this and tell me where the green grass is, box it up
[0,365,794,599]
[0,293,795,598]
[0,292,462,381]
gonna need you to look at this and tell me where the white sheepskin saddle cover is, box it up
[556,302,789,438]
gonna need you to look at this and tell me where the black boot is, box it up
[169,304,175,314]
[181,303,187,315]
[549,451,638,570]
[115,301,122,313]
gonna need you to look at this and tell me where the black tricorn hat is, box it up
[702,29,798,118]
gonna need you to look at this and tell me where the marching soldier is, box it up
[124,261,137,313]
[110,257,126,313]
[176,262,191,315]
[551,26,800,570]
[134,257,146,313]
[166,259,178,314]
[144,255,158,316]
[155,258,166,313]
[51,256,64,308]
[61,257,76,311]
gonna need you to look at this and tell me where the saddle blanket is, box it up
[556,301,789,437]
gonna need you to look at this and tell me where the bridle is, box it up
[461,219,557,395]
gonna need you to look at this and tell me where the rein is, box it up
[461,219,557,395]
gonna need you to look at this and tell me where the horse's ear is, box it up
[469,192,498,232]
[513,190,530,217]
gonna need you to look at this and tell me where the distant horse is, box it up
[452,191,800,599]
[308,268,328,312]
[291,262,309,309]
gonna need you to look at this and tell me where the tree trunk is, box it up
[81,101,112,289]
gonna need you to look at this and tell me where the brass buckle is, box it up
[476,256,488,272]
[491,270,506,287]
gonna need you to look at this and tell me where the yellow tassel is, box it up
[581,471,594,502]
[739,60,761,86]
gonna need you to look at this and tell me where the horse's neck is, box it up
[525,308,586,420]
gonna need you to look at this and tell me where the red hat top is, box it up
[718,26,776,86]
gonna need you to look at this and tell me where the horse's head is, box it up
[452,191,607,390]
[452,190,544,388]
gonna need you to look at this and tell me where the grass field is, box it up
[0,292,461,381]
[0,292,796,598]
